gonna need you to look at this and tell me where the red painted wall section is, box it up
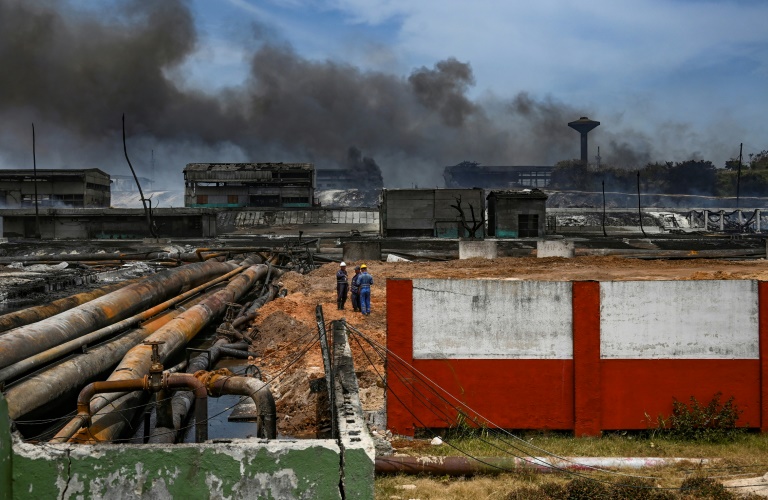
[409,359,574,430]
[386,279,415,436]
[601,360,760,429]
[573,281,601,437]
[761,281,768,432]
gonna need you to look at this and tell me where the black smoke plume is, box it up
[0,0,728,190]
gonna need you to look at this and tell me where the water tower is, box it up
[567,117,600,164]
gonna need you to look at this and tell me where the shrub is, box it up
[652,393,744,443]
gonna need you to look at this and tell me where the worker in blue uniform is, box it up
[350,265,362,312]
[336,262,348,310]
[358,264,374,315]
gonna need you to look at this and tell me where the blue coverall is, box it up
[358,271,373,315]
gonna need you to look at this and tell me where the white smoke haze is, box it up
[0,0,756,196]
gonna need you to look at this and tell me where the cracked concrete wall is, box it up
[332,320,376,500]
[2,410,342,500]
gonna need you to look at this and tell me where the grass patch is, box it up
[377,432,768,499]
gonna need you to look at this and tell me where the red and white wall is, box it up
[386,279,767,436]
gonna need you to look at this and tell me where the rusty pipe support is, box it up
[75,373,208,442]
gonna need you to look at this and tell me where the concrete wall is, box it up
[381,189,484,238]
[537,239,575,258]
[387,278,767,436]
[10,434,341,499]
[458,240,498,259]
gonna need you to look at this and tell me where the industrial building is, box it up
[443,162,553,189]
[183,163,315,208]
[487,189,548,238]
[0,168,111,208]
[381,188,485,238]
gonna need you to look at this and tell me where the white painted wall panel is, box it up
[600,280,759,359]
[412,279,573,359]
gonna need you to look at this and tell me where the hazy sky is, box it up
[0,0,765,187]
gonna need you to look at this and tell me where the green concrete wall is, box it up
[11,437,341,499]
[1,394,12,499]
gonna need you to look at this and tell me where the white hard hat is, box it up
[340,262,346,267]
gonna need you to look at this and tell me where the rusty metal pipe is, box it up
[0,279,139,334]
[3,291,212,420]
[210,376,276,439]
[58,263,266,444]
[0,264,249,384]
[75,373,208,442]
[0,260,240,370]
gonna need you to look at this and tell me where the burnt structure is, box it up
[184,163,315,208]
[444,162,553,189]
[0,169,110,208]
[487,189,548,238]
[316,169,384,191]
[381,188,485,238]
[567,117,600,164]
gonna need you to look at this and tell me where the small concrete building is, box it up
[381,188,485,238]
[487,189,548,238]
[184,163,315,208]
[0,169,111,208]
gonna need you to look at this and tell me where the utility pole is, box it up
[736,143,743,208]
[31,124,41,239]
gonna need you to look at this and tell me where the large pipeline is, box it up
[58,262,267,443]
[0,264,249,384]
[0,259,240,370]
[3,289,212,420]
[0,279,139,334]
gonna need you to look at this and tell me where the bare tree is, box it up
[451,196,485,239]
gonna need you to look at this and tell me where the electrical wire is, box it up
[347,325,768,490]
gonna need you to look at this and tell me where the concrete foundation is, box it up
[343,241,381,263]
[537,239,575,258]
[459,239,498,259]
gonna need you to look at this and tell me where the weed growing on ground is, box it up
[679,476,734,499]
[648,393,744,443]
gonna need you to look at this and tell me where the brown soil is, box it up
[250,256,768,436]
